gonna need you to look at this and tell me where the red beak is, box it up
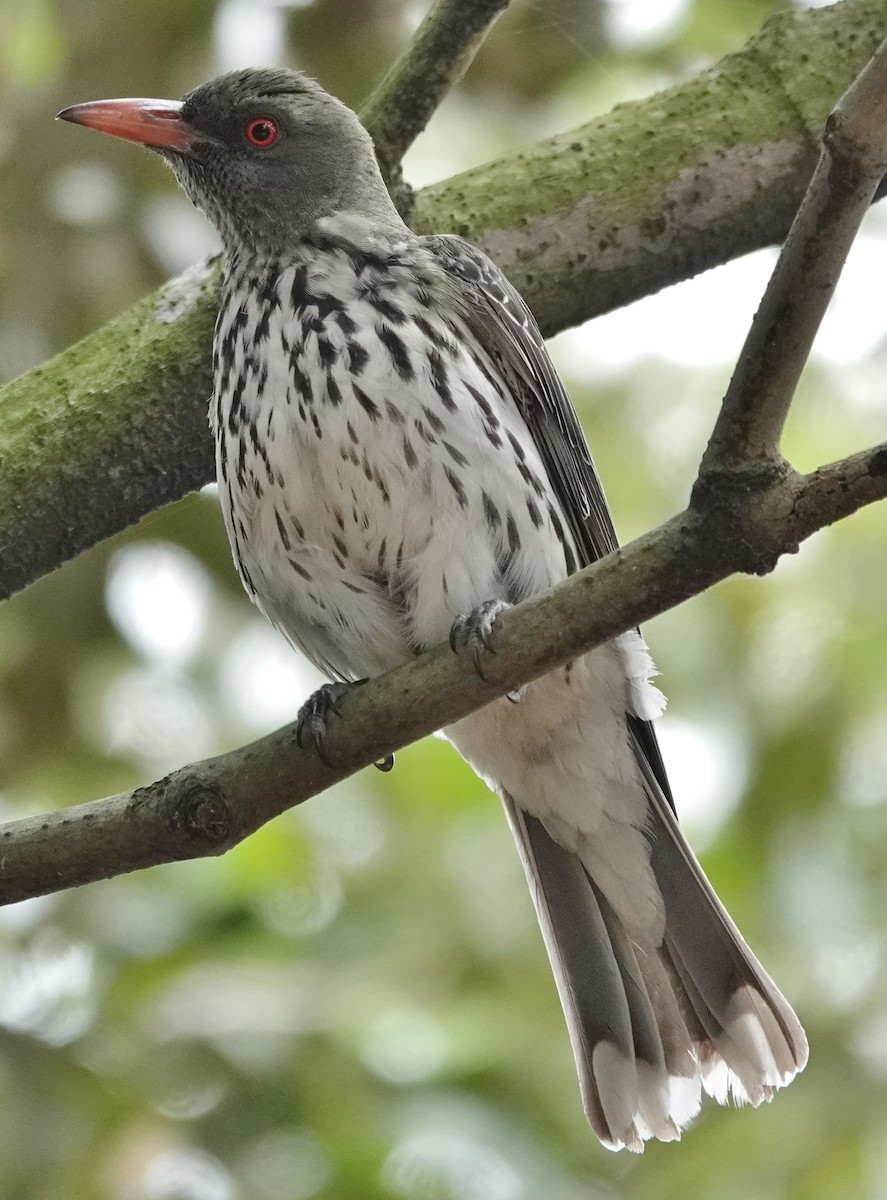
[56,98,209,153]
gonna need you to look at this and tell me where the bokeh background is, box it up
[2,0,887,1196]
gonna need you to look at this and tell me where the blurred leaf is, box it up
[3,0,66,84]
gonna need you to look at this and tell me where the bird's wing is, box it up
[425,233,672,803]
[425,233,618,564]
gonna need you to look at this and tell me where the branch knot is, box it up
[691,460,797,576]
[170,781,233,848]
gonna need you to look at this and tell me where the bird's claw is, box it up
[449,600,511,680]
[296,680,360,768]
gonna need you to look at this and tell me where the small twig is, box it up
[794,443,887,536]
[360,0,511,204]
[700,33,887,474]
[1,441,886,906]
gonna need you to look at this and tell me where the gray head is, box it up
[58,68,404,256]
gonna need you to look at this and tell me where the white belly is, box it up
[214,256,569,679]
[446,632,666,938]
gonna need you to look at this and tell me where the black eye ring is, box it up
[244,117,278,147]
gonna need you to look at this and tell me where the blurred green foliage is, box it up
[2,0,887,1197]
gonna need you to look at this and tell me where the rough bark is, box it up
[414,0,887,331]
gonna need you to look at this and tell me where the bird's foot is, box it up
[296,681,357,767]
[295,680,394,771]
[449,600,511,680]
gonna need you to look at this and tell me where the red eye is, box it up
[244,117,278,147]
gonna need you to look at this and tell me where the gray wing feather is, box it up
[501,794,644,1149]
[630,730,809,1092]
[424,234,617,562]
[425,233,674,805]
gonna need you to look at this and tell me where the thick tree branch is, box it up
[1,0,886,602]
[0,259,219,603]
[414,0,887,330]
[1,439,885,905]
[360,0,512,201]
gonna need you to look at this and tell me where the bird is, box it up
[58,67,807,1151]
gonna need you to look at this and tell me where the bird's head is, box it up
[58,68,401,256]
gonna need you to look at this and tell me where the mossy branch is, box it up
[1,0,886,601]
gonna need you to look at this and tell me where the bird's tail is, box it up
[501,771,808,1152]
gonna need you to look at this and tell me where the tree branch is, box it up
[1,0,886,602]
[414,0,887,330]
[2,438,885,905]
[360,0,512,202]
[701,31,887,474]
[0,259,219,602]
